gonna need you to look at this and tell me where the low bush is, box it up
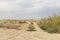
[39,15,60,33]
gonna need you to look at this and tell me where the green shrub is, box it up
[40,25,47,30]
[27,26,36,31]
[39,15,60,33]
[26,22,36,31]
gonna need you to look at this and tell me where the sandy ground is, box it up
[0,22,60,40]
[0,28,60,40]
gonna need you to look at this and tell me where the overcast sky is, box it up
[0,0,59,19]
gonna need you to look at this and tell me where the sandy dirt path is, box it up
[0,28,60,40]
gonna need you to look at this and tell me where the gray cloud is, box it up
[0,0,60,19]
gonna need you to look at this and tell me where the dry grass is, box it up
[38,15,60,33]
[0,15,60,33]
[0,15,60,40]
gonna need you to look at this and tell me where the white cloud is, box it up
[0,0,59,19]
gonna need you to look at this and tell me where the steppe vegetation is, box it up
[38,15,60,33]
[0,14,60,40]
[0,15,60,33]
